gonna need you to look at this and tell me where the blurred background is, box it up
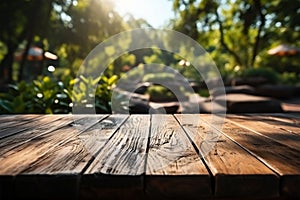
[0,0,299,114]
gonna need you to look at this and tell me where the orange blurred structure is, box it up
[15,46,58,61]
[267,44,300,56]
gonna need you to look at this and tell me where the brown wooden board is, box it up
[0,115,72,156]
[224,115,300,199]
[175,114,279,199]
[0,115,51,139]
[145,115,211,199]
[0,115,106,200]
[15,115,109,174]
[246,114,300,136]
[0,114,40,124]
[82,115,150,200]
[259,113,300,127]
[227,114,300,150]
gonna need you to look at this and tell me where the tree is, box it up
[0,0,54,83]
[172,0,300,70]
[0,0,126,83]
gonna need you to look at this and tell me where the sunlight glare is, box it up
[111,0,175,28]
[115,0,138,15]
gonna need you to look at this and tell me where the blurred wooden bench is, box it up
[0,114,299,200]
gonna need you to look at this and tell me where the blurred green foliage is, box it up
[278,72,300,86]
[143,73,176,83]
[0,0,300,114]
[242,67,279,84]
[173,0,300,81]
[147,85,177,102]
[0,77,70,114]
[0,75,117,114]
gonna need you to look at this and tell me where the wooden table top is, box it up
[0,114,299,200]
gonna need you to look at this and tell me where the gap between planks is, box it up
[175,114,279,199]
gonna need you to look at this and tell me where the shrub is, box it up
[279,72,300,85]
[142,73,175,83]
[0,77,71,114]
[242,67,279,84]
[147,85,177,102]
[0,75,117,114]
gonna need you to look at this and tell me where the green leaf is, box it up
[108,75,118,85]
[0,100,13,113]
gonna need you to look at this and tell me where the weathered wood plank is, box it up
[0,115,46,129]
[82,115,150,200]
[86,115,150,175]
[0,115,72,155]
[227,114,300,150]
[0,115,103,174]
[0,114,299,200]
[0,115,49,138]
[261,113,300,124]
[145,115,211,199]
[0,115,106,200]
[19,115,127,174]
[14,115,128,200]
[222,115,300,199]
[246,114,300,136]
[0,114,40,124]
[175,114,279,199]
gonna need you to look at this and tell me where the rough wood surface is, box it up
[0,114,299,200]
[17,115,109,174]
[146,115,211,198]
[175,114,279,199]
[249,113,300,135]
[0,115,72,156]
[0,115,102,174]
[0,115,107,200]
[0,115,55,139]
[82,115,150,200]
[86,115,150,175]
[223,115,300,198]
[17,115,129,200]
[0,114,40,124]
[259,113,300,127]
[227,114,300,150]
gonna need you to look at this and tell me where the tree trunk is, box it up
[18,0,41,82]
[18,38,33,82]
[251,0,265,67]
[215,9,244,67]
[0,46,16,84]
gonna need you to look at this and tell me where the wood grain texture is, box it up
[86,115,150,175]
[0,115,72,156]
[82,115,150,200]
[0,114,300,200]
[0,115,106,200]
[175,114,279,199]
[250,113,300,135]
[259,113,300,127]
[227,114,300,150]
[0,115,52,139]
[17,115,109,174]
[0,114,40,124]
[223,115,300,198]
[145,115,211,199]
